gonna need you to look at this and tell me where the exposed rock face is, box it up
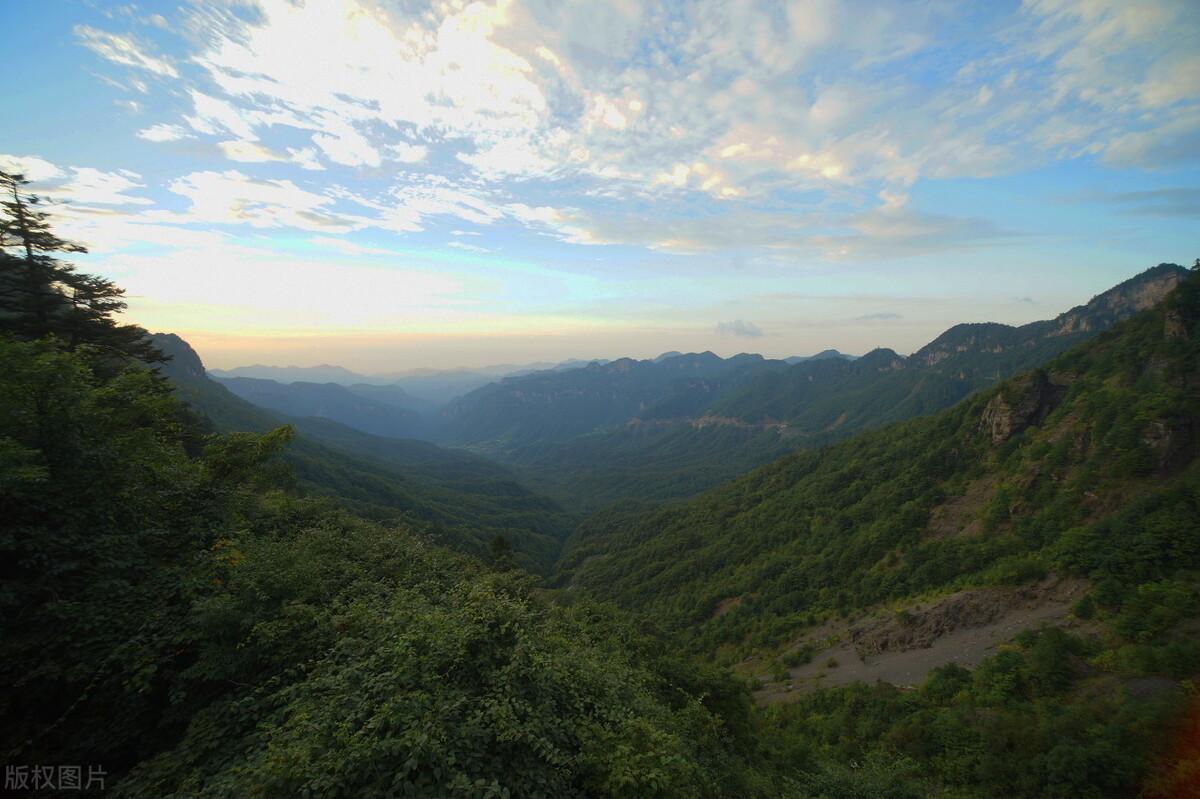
[848,577,1088,658]
[978,371,1064,444]
[913,323,1017,368]
[1054,263,1186,336]
[1142,417,1196,473]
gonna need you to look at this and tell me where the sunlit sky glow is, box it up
[1,0,1197,371]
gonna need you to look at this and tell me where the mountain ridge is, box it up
[445,265,1190,513]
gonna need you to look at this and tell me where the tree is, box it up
[0,169,161,362]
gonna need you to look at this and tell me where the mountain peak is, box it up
[857,347,906,370]
[1050,263,1189,336]
[149,332,205,380]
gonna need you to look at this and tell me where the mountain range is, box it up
[447,264,1190,511]
[193,265,1189,516]
[92,264,1199,796]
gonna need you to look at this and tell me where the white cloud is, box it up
[0,154,66,182]
[447,241,493,253]
[74,25,178,77]
[185,90,258,140]
[288,147,325,171]
[61,168,154,206]
[218,140,286,163]
[0,156,151,207]
[164,170,368,232]
[59,0,1200,257]
[312,118,382,168]
[812,192,1013,259]
[137,123,189,142]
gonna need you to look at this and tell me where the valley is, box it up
[3,169,1198,797]
[6,2,1200,794]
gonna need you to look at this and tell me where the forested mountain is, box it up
[454,265,1189,513]
[152,333,573,573]
[1,339,775,797]
[716,263,1188,429]
[559,267,1199,651]
[4,165,1199,797]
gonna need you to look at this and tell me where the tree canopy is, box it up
[0,169,160,363]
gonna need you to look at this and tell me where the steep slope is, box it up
[214,375,427,438]
[559,270,1200,663]
[151,334,572,572]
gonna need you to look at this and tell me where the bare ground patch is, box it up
[713,595,743,618]
[754,575,1088,705]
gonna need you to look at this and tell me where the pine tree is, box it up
[0,170,161,362]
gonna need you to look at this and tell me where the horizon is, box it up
[186,261,1186,373]
[2,0,1198,371]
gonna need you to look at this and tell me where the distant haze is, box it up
[176,286,1088,373]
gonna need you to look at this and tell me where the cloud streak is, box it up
[716,319,764,338]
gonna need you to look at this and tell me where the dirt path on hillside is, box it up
[755,576,1088,705]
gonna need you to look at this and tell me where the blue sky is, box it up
[0,0,1197,371]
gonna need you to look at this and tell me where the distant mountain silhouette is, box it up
[213,376,427,439]
[209,363,371,384]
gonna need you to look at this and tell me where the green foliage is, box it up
[4,185,1198,798]
[563,271,1200,656]
[763,629,1182,798]
[0,336,770,797]
[151,334,574,574]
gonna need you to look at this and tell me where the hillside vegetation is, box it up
[4,173,1198,798]
[0,174,775,795]
[561,269,1200,655]
[151,333,573,573]
[549,269,1200,797]
[0,337,781,797]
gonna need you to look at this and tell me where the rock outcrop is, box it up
[978,370,1065,444]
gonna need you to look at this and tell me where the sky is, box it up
[0,0,1197,372]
